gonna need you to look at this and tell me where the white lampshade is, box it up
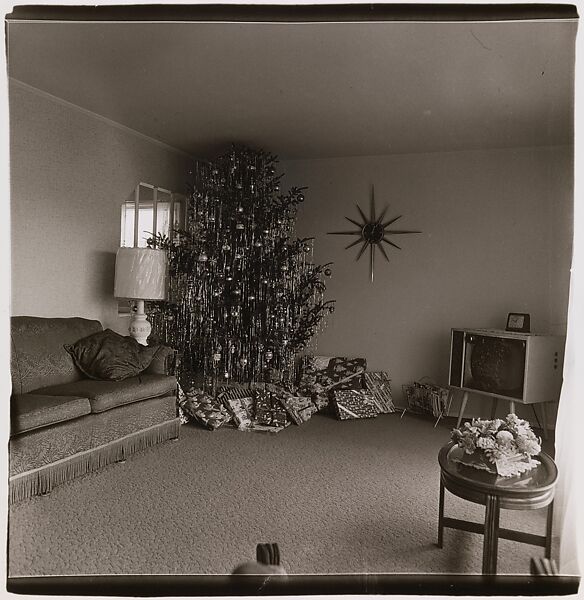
[114,247,167,300]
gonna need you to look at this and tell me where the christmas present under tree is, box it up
[148,144,335,393]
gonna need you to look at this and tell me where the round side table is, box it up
[438,442,558,575]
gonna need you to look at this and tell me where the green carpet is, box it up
[7,412,553,576]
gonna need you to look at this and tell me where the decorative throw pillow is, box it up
[182,389,231,430]
[64,329,160,381]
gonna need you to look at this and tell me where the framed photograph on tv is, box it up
[506,313,530,333]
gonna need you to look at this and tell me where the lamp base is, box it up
[128,300,151,345]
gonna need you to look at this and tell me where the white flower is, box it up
[477,436,496,450]
[496,430,514,444]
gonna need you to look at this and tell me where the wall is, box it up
[9,81,192,333]
[281,147,573,421]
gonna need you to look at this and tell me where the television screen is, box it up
[462,334,526,399]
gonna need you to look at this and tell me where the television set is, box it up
[448,329,565,406]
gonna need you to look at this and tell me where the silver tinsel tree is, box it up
[150,144,334,390]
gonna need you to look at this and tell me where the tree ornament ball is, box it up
[303,244,311,252]
[297,193,305,202]
[265,351,273,361]
[324,268,333,277]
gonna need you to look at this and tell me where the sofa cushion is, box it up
[10,316,103,395]
[11,394,92,435]
[64,329,161,381]
[34,374,177,414]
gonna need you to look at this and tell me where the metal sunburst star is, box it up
[328,185,421,283]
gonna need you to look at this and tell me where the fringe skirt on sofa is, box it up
[9,419,180,504]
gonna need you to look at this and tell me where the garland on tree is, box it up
[149,144,335,389]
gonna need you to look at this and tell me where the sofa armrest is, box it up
[144,346,177,376]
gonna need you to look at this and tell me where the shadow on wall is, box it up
[91,250,119,330]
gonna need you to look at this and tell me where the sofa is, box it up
[9,316,180,503]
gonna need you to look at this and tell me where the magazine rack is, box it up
[402,379,453,427]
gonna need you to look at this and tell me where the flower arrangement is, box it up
[451,414,542,477]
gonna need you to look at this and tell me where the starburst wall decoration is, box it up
[328,185,421,282]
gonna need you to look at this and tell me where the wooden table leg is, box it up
[456,391,469,428]
[540,402,549,441]
[483,494,500,575]
[438,478,445,548]
[545,501,554,559]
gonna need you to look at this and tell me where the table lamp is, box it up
[114,247,167,345]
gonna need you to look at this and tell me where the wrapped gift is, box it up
[312,394,330,412]
[255,406,288,427]
[297,404,317,422]
[333,390,379,420]
[182,389,232,430]
[250,422,290,433]
[298,356,366,399]
[277,394,317,425]
[363,371,396,413]
[222,395,254,429]
[253,389,289,427]
[254,389,273,416]
[217,385,252,399]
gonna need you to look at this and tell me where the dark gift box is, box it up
[256,407,288,427]
[298,356,367,405]
[253,388,289,427]
[254,389,274,415]
[333,390,379,420]
[182,388,232,430]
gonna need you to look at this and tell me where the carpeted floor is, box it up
[7,412,554,576]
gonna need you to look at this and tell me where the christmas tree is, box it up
[149,144,334,390]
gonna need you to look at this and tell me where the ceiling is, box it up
[6,17,577,159]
